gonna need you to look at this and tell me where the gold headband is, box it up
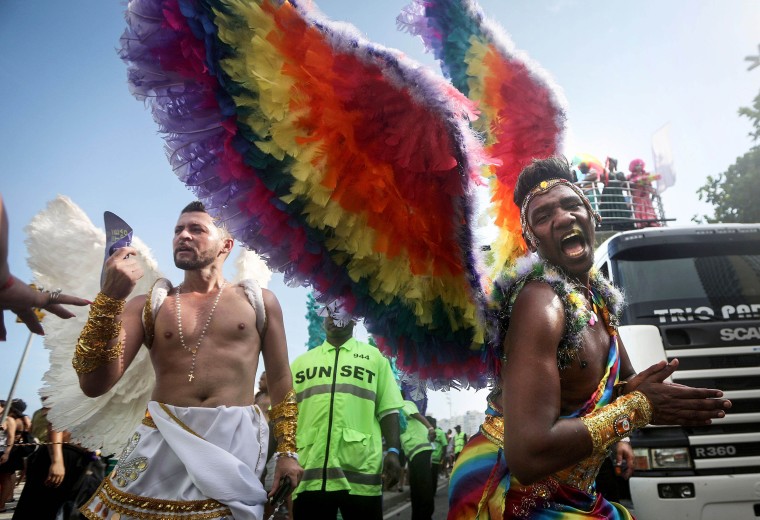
[519,178,600,247]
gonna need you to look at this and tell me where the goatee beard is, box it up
[174,254,215,271]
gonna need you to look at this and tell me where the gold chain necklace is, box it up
[175,281,227,382]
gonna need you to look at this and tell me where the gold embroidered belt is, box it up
[480,414,504,448]
[81,477,231,520]
[141,405,203,439]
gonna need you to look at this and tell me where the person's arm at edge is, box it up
[376,355,402,489]
[0,193,88,339]
[46,429,65,487]
[410,412,434,431]
[260,289,292,414]
[0,193,10,284]
[0,415,16,465]
[379,411,401,489]
[259,288,303,495]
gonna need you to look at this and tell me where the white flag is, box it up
[652,124,676,193]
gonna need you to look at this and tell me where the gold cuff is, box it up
[270,389,298,454]
[580,390,653,457]
[72,292,126,375]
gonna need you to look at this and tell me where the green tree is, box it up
[305,291,325,350]
[696,90,760,223]
[739,89,760,142]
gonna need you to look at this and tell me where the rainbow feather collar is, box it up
[488,254,624,371]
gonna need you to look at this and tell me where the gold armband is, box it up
[580,390,653,456]
[72,292,126,375]
[270,389,298,454]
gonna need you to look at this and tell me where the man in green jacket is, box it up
[426,416,447,494]
[400,399,434,519]
[291,308,403,519]
[453,425,466,461]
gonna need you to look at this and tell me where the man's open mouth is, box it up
[560,229,586,257]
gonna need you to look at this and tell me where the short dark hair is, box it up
[181,201,207,214]
[9,398,26,417]
[180,201,231,238]
[426,416,437,427]
[513,156,575,209]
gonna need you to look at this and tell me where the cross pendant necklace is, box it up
[176,281,227,382]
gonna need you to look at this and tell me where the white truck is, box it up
[595,225,760,520]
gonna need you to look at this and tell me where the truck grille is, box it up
[649,345,760,472]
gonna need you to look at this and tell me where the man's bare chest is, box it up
[559,324,613,413]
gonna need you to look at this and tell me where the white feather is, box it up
[232,247,271,288]
[24,196,161,455]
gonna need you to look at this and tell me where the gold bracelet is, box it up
[72,292,126,375]
[580,390,653,457]
[89,292,126,316]
[270,389,298,454]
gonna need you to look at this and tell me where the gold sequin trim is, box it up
[73,292,126,375]
[270,389,297,453]
[510,477,560,518]
[142,410,156,429]
[80,477,231,519]
[159,403,204,439]
[553,449,607,494]
[143,284,156,348]
[580,390,653,457]
[113,432,148,487]
[480,414,504,448]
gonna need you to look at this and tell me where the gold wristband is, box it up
[89,292,126,316]
[72,292,126,375]
[580,390,653,456]
[270,389,298,454]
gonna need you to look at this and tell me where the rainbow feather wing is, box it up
[120,0,488,387]
[399,0,567,269]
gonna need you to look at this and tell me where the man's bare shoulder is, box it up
[124,293,149,315]
[513,281,564,319]
[260,287,284,320]
[505,280,565,355]
[260,287,280,306]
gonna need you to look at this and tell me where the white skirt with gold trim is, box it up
[81,401,269,520]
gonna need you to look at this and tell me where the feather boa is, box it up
[488,254,624,372]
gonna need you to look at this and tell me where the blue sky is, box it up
[1,1,758,419]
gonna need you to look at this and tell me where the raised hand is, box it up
[100,247,143,300]
[626,359,731,426]
[0,275,90,339]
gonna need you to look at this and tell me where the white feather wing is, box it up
[24,195,161,455]
[232,247,272,288]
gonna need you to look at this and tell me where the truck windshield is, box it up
[615,253,760,325]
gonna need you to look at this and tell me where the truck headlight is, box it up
[633,447,692,470]
[652,447,692,469]
[633,447,651,470]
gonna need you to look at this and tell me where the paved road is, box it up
[383,480,449,520]
[1,480,449,519]
[0,483,20,520]
[1,479,633,520]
